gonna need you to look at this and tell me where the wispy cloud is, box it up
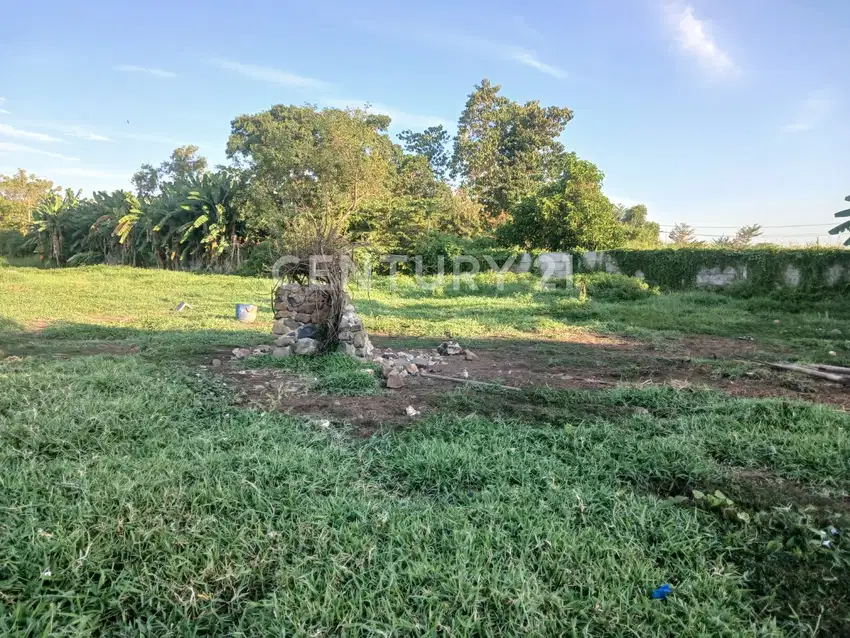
[666,3,736,76]
[0,109,8,115]
[781,90,835,133]
[113,64,177,79]
[353,20,566,79]
[9,120,111,142]
[323,99,448,129]
[0,142,79,161]
[509,51,566,79]
[210,58,332,90]
[0,123,66,143]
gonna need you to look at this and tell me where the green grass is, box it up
[245,353,381,395]
[1,264,850,634]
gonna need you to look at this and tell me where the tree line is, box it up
[1,79,670,272]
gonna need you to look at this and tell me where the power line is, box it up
[658,223,835,229]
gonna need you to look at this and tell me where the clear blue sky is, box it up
[2,0,848,244]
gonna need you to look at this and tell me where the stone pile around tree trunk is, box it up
[271,283,373,359]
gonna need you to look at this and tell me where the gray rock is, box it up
[211,358,222,367]
[463,349,479,361]
[405,363,419,375]
[343,304,356,314]
[274,335,296,347]
[829,328,843,336]
[231,347,252,359]
[272,346,293,358]
[294,338,319,356]
[338,342,357,356]
[297,324,317,339]
[411,356,430,367]
[353,331,366,348]
[254,344,271,353]
[386,370,405,388]
[294,312,313,323]
[272,319,289,335]
[437,341,463,356]
[337,330,353,342]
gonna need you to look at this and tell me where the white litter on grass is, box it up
[41,568,51,578]
[405,406,420,417]
[317,419,331,429]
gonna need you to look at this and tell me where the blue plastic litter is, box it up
[652,584,672,600]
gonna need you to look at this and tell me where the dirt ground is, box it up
[215,333,850,430]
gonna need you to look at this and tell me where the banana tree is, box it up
[829,195,850,245]
[30,188,79,265]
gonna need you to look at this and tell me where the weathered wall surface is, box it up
[272,284,373,358]
[508,249,850,291]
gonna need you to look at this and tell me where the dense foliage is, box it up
[0,79,664,271]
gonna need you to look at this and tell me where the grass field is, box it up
[1,263,849,635]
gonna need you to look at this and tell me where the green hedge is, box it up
[578,248,850,295]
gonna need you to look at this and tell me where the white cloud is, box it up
[113,64,177,79]
[210,58,332,90]
[781,90,835,134]
[7,120,111,142]
[354,20,566,79]
[509,51,566,79]
[666,3,735,75]
[0,123,66,143]
[0,109,8,115]
[323,99,448,129]
[0,142,79,161]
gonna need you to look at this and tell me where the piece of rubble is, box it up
[463,349,478,361]
[437,340,463,356]
[405,363,419,376]
[231,347,252,359]
[294,338,319,356]
[386,370,405,389]
[272,346,293,358]
[405,405,420,417]
[211,358,222,367]
[461,368,469,378]
[411,356,430,367]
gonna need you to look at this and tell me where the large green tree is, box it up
[131,145,209,199]
[452,79,573,218]
[398,125,451,179]
[0,170,60,232]
[227,105,395,252]
[498,153,623,251]
[615,204,661,248]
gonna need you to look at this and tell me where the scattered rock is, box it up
[297,324,317,339]
[381,363,395,378]
[829,350,838,357]
[211,358,222,367]
[231,347,252,359]
[405,363,419,376]
[386,370,405,389]
[317,419,331,429]
[461,369,469,378]
[275,335,296,347]
[830,328,843,336]
[272,319,290,335]
[437,340,463,356]
[405,405,420,417]
[272,346,293,358]
[338,342,357,356]
[463,349,479,361]
[633,407,650,416]
[294,338,319,356]
[412,356,430,367]
[353,332,366,348]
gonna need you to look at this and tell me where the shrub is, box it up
[573,272,659,302]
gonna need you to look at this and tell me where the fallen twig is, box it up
[752,361,850,384]
[420,371,521,391]
[810,363,850,375]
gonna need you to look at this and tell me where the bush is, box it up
[574,272,659,302]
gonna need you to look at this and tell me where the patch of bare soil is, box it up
[211,333,848,432]
[3,341,141,358]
